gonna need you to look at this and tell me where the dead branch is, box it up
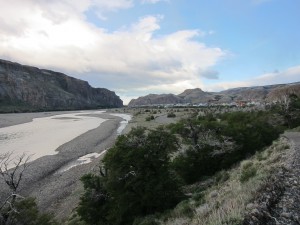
[0,152,31,224]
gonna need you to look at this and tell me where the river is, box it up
[0,110,131,168]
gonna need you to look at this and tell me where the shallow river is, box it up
[0,111,131,168]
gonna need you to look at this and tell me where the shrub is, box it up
[192,192,205,204]
[241,161,253,170]
[256,152,267,161]
[167,112,176,118]
[3,197,58,225]
[240,165,257,183]
[172,200,194,218]
[78,127,184,225]
[133,215,160,225]
[171,111,282,184]
[215,170,230,183]
[223,217,243,225]
[146,115,155,121]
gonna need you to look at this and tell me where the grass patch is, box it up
[240,166,257,183]
[141,137,291,225]
[289,126,300,132]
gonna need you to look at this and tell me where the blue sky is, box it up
[0,0,299,104]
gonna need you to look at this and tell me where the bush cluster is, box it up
[145,115,154,121]
[77,95,300,224]
[77,127,184,225]
[167,112,176,118]
[170,111,283,183]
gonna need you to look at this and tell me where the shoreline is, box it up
[0,110,132,220]
[0,110,109,128]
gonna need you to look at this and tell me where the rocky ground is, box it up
[243,132,300,225]
[0,111,125,221]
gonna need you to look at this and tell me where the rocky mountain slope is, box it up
[128,82,300,106]
[128,94,184,106]
[0,59,123,112]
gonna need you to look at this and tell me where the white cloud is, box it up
[206,65,300,92]
[0,0,226,104]
[141,0,167,4]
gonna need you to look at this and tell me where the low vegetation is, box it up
[0,153,57,225]
[77,127,184,225]
[136,137,292,225]
[2,93,299,224]
[73,96,299,224]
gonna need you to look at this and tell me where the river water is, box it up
[0,111,131,169]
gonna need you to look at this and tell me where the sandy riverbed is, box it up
[0,110,131,220]
[0,111,108,167]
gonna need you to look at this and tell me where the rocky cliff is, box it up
[128,83,300,106]
[0,59,123,112]
[129,94,184,106]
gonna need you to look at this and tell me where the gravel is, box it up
[0,111,125,221]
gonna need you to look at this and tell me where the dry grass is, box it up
[109,107,195,132]
[107,108,294,225]
[159,137,292,225]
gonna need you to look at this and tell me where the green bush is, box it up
[133,215,160,225]
[192,192,205,204]
[223,217,243,225]
[256,152,267,161]
[241,161,253,170]
[215,170,230,183]
[146,115,155,121]
[171,111,282,184]
[78,127,184,225]
[240,165,257,183]
[174,200,194,218]
[1,197,58,225]
[167,112,176,118]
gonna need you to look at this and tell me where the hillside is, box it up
[128,82,300,106]
[0,59,123,112]
[128,94,184,106]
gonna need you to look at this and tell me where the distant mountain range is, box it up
[128,82,300,107]
[0,59,123,112]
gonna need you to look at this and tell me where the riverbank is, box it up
[0,110,130,220]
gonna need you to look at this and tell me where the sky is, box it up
[0,0,299,104]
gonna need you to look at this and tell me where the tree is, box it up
[77,174,110,225]
[78,127,184,225]
[4,197,58,225]
[0,152,30,224]
[171,111,282,183]
[267,85,300,128]
[0,152,57,225]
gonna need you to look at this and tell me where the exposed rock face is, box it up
[128,83,300,106]
[0,59,123,112]
[129,94,184,106]
[178,88,214,103]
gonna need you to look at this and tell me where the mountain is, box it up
[0,59,123,112]
[129,94,184,106]
[128,82,300,106]
[178,88,214,103]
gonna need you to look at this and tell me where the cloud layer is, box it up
[0,0,226,103]
[207,65,300,92]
